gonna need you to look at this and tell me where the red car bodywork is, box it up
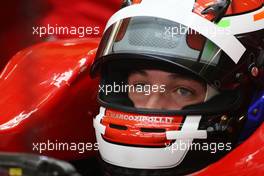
[0,0,263,175]
[0,0,122,71]
[0,38,263,176]
[0,39,100,160]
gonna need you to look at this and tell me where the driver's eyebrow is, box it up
[130,70,148,76]
[168,73,195,80]
[168,73,206,88]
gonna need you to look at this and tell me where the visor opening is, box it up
[109,124,128,130]
[140,128,166,133]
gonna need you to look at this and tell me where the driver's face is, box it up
[128,70,206,110]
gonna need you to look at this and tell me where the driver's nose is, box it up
[144,93,166,110]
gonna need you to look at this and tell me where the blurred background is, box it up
[0,0,122,71]
[0,2,122,175]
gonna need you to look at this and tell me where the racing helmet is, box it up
[90,0,264,175]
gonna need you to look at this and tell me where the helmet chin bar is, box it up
[94,107,207,169]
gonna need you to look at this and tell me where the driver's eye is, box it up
[133,82,148,90]
[174,87,193,97]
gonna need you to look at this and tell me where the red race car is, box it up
[0,0,263,176]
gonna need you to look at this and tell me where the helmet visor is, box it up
[92,16,241,114]
[91,16,236,83]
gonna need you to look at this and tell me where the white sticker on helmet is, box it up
[93,107,106,135]
[105,0,246,64]
[204,84,219,102]
[166,115,207,140]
